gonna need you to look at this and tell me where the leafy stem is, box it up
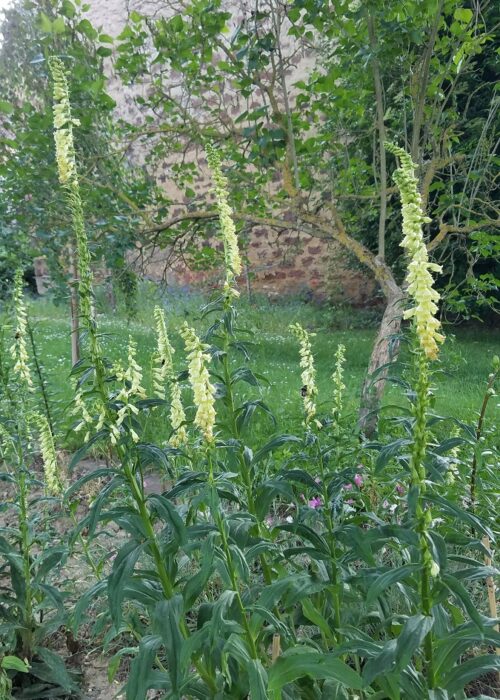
[410,348,435,687]
[469,357,499,513]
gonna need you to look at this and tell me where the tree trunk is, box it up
[358,285,404,437]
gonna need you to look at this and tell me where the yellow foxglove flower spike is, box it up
[290,323,320,428]
[153,306,175,398]
[49,57,97,354]
[36,414,63,495]
[110,338,146,443]
[385,143,445,360]
[168,380,188,448]
[152,307,187,446]
[332,343,346,421]
[206,143,242,298]
[10,270,33,390]
[180,323,216,443]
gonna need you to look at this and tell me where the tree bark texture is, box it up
[358,286,404,437]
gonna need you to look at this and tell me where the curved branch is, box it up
[427,218,500,252]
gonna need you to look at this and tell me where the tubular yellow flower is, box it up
[205,143,242,297]
[180,323,216,443]
[36,414,62,495]
[153,306,175,398]
[290,323,320,427]
[124,337,146,399]
[168,380,188,448]
[332,343,346,421]
[10,270,33,390]
[152,307,187,445]
[72,383,95,442]
[109,338,146,443]
[386,143,444,359]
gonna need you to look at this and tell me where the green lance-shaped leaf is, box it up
[268,650,363,692]
[153,596,187,695]
[108,540,146,626]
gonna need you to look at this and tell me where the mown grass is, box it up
[17,285,500,444]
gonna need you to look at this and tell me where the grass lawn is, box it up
[20,287,499,443]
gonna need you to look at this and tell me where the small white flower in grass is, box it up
[180,323,216,443]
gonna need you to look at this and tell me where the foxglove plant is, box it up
[153,306,188,447]
[7,272,36,658]
[10,270,33,392]
[331,342,346,426]
[180,323,216,444]
[386,142,443,685]
[289,322,321,428]
[49,57,105,394]
[205,142,242,301]
[0,276,71,694]
[35,413,63,496]
[35,62,499,699]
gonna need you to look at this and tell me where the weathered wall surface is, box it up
[85,1,374,303]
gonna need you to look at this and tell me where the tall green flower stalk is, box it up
[387,143,445,687]
[49,57,105,391]
[49,56,184,666]
[331,343,346,426]
[179,331,261,670]
[179,318,261,680]
[9,271,35,657]
[205,146,285,605]
[469,354,499,513]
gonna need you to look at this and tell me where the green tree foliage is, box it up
[111,0,498,316]
[0,0,150,299]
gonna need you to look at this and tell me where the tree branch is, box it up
[367,11,387,261]
[427,218,500,251]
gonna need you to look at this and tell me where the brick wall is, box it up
[85,0,375,303]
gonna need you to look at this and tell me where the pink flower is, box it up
[346,499,354,505]
[343,483,353,491]
[354,473,363,488]
[396,483,405,495]
[308,496,323,509]
[382,499,390,509]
